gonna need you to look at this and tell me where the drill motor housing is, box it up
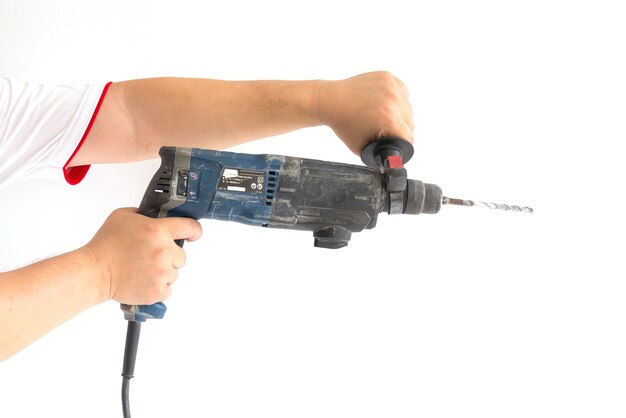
[139,146,442,249]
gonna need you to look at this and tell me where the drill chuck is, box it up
[404,180,443,215]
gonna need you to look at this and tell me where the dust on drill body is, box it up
[139,146,443,250]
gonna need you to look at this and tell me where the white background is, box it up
[1,1,625,417]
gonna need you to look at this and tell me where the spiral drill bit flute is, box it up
[442,197,534,213]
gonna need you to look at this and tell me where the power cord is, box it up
[121,321,142,418]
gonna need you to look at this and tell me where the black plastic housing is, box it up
[268,156,442,248]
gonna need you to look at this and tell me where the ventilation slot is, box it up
[155,168,173,194]
[265,170,279,206]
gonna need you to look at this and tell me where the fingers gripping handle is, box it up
[121,147,191,322]
[120,239,184,322]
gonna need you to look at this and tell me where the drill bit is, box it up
[443,196,534,214]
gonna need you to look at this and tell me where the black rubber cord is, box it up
[122,321,142,418]
[122,377,132,418]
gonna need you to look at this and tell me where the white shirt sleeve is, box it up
[0,77,110,189]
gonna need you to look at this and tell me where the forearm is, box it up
[75,78,324,164]
[0,248,107,361]
[71,71,414,166]
[129,78,322,148]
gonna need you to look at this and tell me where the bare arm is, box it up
[0,248,104,361]
[69,71,414,166]
[0,209,202,361]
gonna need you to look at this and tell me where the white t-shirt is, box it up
[0,77,111,189]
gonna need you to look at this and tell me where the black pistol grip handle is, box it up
[138,148,188,249]
[138,147,178,218]
[140,148,188,244]
[123,147,186,322]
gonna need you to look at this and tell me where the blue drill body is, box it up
[162,148,284,226]
[122,143,442,321]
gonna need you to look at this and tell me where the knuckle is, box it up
[154,263,171,279]
[145,222,166,240]
[145,289,161,304]
[148,287,168,304]
[151,247,170,264]
[193,221,203,237]
[383,85,402,103]
[147,278,174,303]
[157,286,171,300]
[183,219,202,241]
[374,70,395,83]
[377,90,403,115]
[377,104,398,126]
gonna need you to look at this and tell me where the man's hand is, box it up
[316,71,415,155]
[85,208,203,305]
[0,208,202,361]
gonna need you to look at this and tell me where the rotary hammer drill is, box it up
[119,137,442,416]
